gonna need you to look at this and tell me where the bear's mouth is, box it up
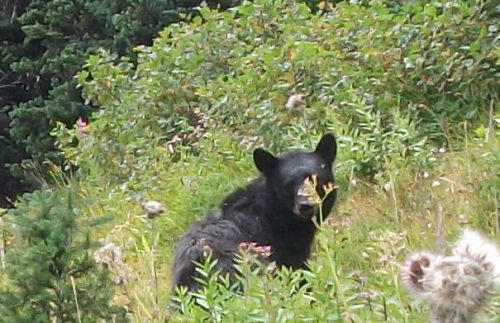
[293,175,322,218]
[296,202,317,218]
[294,191,319,218]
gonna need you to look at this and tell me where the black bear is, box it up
[172,133,337,291]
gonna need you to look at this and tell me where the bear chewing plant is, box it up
[172,133,337,292]
[402,229,500,323]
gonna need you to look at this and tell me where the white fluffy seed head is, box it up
[402,230,500,322]
[94,241,130,285]
[285,93,307,110]
[401,251,436,296]
[422,256,490,313]
[141,200,165,218]
[453,229,500,286]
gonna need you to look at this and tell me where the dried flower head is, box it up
[402,230,500,323]
[94,241,122,267]
[401,251,436,295]
[297,175,336,205]
[424,256,490,315]
[94,240,130,285]
[285,93,307,110]
[141,200,165,219]
[297,175,322,206]
[453,229,500,286]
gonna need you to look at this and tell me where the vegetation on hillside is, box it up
[0,190,123,321]
[0,0,239,207]
[1,0,498,321]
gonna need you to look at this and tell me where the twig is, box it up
[435,205,444,254]
[487,98,495,142]
[151,221,159,310]
[302,108,312,148]
[494,185,499,236]
[70,276,83,323]
[0,209,6,269]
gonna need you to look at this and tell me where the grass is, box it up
[62,134,498,322]
[1,1,498,320]
[1,131,497,322]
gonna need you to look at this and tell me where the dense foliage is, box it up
[0,190,122,322]
[64,0,498,187]
[0,0,239,207]
[1,0,498,321]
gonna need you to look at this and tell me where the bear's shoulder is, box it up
[221,177,266,214]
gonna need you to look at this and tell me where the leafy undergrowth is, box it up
[1,0,499,321]
[61,135,497,322]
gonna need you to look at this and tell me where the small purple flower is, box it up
[239,242,272,259]
[76,118,89,137]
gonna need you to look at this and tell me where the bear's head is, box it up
[253,133,337,221]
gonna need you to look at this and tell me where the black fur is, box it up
[172,133,338,291]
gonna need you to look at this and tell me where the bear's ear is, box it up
[253,148,279,176]
[315,133,337,165]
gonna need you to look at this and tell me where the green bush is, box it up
[17,0,498,321]
[64,0,497,187]
[0,189,123,322]
[170,224,421,322]
[0,0,215,204]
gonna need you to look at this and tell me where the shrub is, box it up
[63,0,497,187]
[0,189,123,322]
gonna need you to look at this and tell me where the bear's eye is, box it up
[320,163,326,169]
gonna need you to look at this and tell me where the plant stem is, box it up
[0,213,5,269]
[70,276,82,323]
[151,221,159,310]
[435,204,444,254]
[487,98,494,142]
[302,108,312,148]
